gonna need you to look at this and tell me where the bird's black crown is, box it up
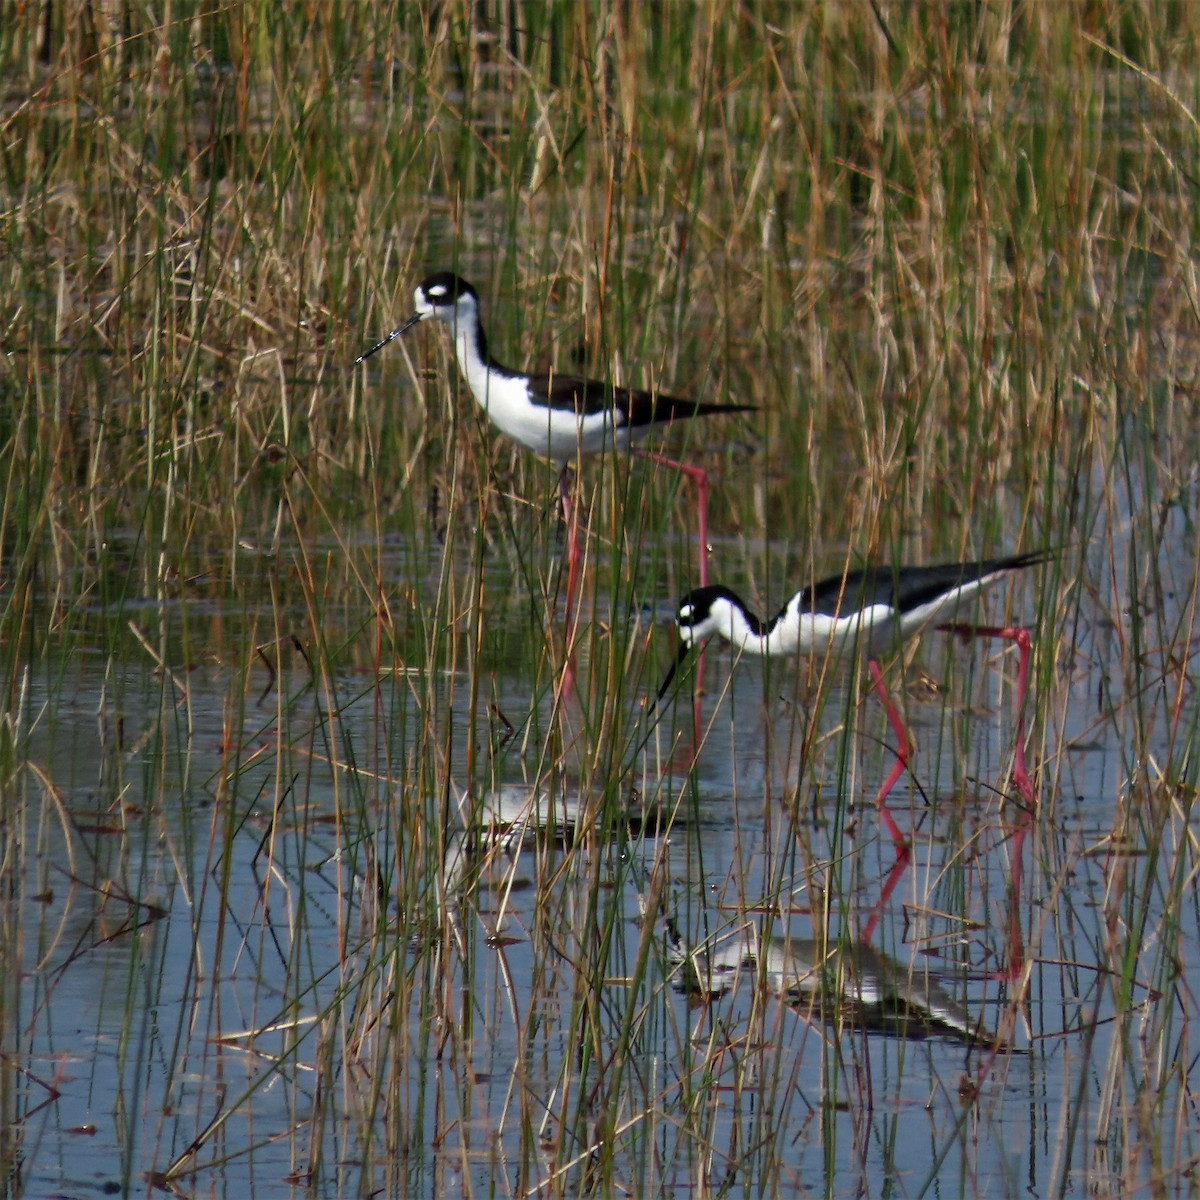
[676,585,741,628]
[419,271,477,305]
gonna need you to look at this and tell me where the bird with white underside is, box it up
[653,550,1049,849]
[357,271,755,613]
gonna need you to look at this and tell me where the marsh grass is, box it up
[3,2,1200,1196]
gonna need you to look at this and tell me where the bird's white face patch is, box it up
[412,286,438,318]
[426,282,449,299]
[678,602,695,624]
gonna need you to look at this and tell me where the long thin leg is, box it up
[859,847,912,944]
[995,811,1031,980]
[866,658,912,854]
[937,623,1035,803]
[558,467,582,626]
[558,466,581,702]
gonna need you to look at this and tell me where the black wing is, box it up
[529,372,622,416]
[795,551,1051,618]
[529,372,755,425]
[612,387,756,430]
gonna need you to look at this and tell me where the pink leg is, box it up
[866,658,913,854]
[995,813,1031,980]
[937,624,1035,804]
[558,467,581,702]
[859,846,912,944]
[634,450,710,587]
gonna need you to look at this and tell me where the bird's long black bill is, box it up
[355,312,422,364]
[647,641,695,716]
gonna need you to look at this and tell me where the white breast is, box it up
[455,330,632,465]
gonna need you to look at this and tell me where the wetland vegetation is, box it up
[2,3,1198,1196]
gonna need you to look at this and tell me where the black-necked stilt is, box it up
[357,272,754,598]
[654,550,1048,849]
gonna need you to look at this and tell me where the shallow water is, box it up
[7,466,1197,1197]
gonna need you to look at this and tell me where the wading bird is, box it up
[358,272,754,627]
[653,551,1048,850]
